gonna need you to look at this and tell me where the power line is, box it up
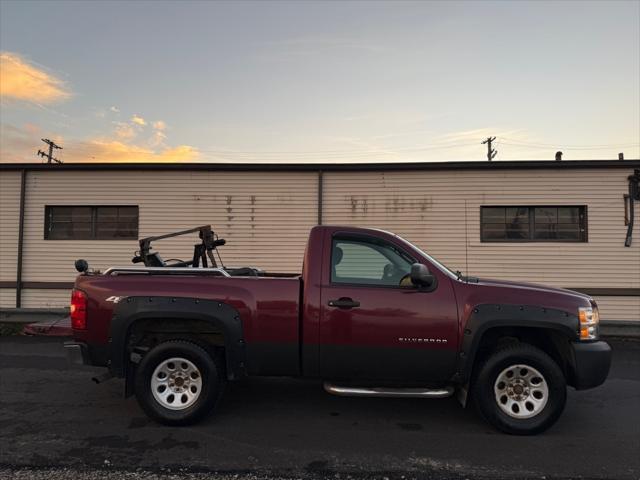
[502,137,640,147]
[61,140,480,156]
[60,140,481,161]
[500,141,640,151]
[39,136,640,163]
[37,138,63,164]
[500,137,640,150]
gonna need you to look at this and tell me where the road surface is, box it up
[1,336,638,479]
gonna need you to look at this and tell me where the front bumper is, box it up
[64,341,90,366]
[569,340,612,390]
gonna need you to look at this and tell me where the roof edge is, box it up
[1,159,639,172]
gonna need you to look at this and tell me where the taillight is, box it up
[70,289,87,330]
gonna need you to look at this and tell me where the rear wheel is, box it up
[472,343,566,435]
[134,340,225,425]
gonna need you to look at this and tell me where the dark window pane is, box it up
[506,207,529,222]
[51,206,92,222]
[46,205,138,240]
[534,207,558,224]
[117,220,138,238]
[95,207,138,239]
[481,207,530,241]
[116,207,138,220]
[481,224,507,240]
[96,221,137,239]
[505,207,529,239]
[47,206,92,239]
[533,226,556,240]
[49,206,72,222]
[555,225,582,240]
[481,207,505,223]
[70,223,94,240]
[505,225,530,239]
[95,222,119,238]
[96,207,118,223]
[49,221,92,240]
[558,207,579,223]
[482,205,586,242]
[116,207,138,238]
[533,223,582,241]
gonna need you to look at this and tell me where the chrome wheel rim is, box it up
[151,357,202,410]
[494,364,549,419]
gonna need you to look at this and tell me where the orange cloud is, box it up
[0,52,71,104]
[114,122,136,141]
[131,115,146,126]
[152,120,167,131]
[149,130,167,147]
[0,123,65,162]
[65,139,199,163]
[0,123,199,163]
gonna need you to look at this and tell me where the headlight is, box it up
[578,306,600,340]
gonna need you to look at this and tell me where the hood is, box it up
[474,277,593,302]
[454,275,594,316]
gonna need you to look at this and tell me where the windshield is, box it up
[393,233,460,279]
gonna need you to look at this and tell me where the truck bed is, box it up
[74,273,302,376]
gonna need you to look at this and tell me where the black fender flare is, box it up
[454,304,579,384]
[109,296,245,380]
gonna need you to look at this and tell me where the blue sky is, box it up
[1,0,638,163]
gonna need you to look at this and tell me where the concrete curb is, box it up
[0,308,68,324]
[601,321,640,338]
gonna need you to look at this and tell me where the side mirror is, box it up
[410,263,435,287]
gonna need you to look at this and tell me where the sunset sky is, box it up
[0,0,638,164]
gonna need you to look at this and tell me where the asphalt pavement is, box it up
[0,336,639,480]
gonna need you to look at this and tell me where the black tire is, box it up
[134,340,225,426]
[472,343,566,435]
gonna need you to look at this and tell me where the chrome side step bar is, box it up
[323,382,454,399]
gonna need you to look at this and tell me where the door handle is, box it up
[328,297,360,309]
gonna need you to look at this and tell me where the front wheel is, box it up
[472,343,566,435]
[134,340,225,426]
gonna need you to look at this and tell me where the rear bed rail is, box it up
[103,266,231,277]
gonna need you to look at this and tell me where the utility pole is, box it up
[481,136,497,161]
[37,138,63,164]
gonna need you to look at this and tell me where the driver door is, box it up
[319,234,458,383]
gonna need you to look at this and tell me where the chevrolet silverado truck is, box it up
[65,225,611,435]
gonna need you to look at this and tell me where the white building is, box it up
[1,160,638,328]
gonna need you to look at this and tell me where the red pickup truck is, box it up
[66,225,611,435]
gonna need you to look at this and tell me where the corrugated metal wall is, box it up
[0,165,638,322]
[323,168,639,321]
[0,170,20,307]
[21,170,317,281]
[18,169,317,292]
[323,169,639,285]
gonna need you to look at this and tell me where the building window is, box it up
[481,206,587,242]
[45,206,139,240]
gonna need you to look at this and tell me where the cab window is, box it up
[331,237,413,286]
